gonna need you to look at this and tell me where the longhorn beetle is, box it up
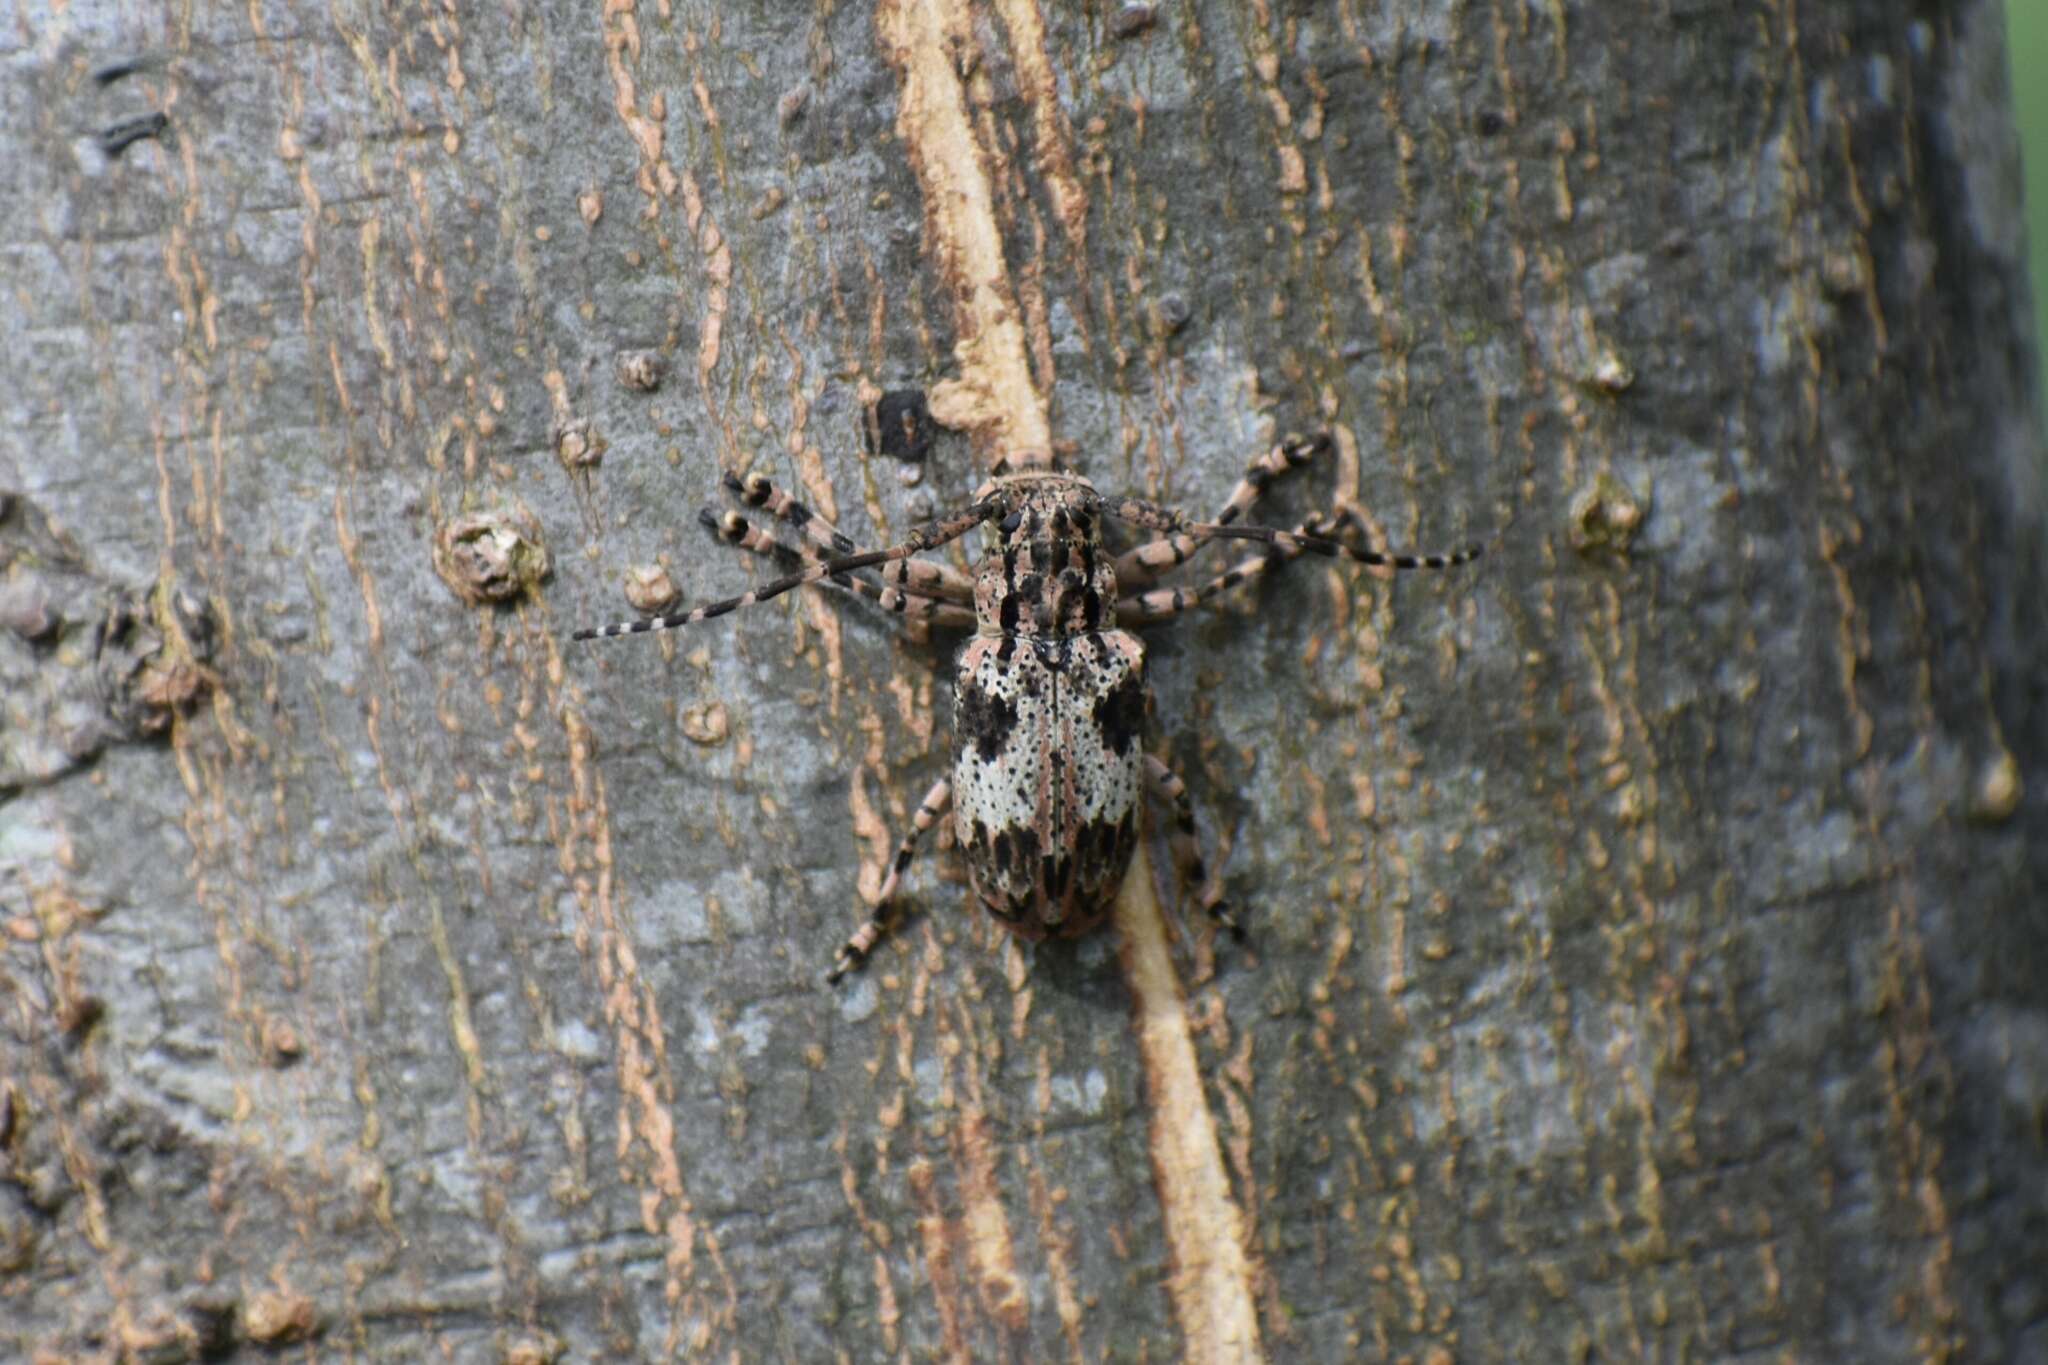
[572,435,1478,983]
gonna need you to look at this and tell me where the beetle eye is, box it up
[999,510,1024,534]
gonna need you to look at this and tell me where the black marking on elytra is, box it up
[992,828,1016,877]
[956,676,1020,763]
[1094,669,1147,757]
[1075,816,1127,889]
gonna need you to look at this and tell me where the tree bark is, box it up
[3,1,2043,1362]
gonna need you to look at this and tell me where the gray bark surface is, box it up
[3,1,2044,1361]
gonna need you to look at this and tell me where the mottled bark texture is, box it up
[2,1,2044,1361]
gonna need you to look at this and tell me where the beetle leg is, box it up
[573,499,993,641]
[1114,433,1326,587]
[700,508,976,636]
[1142,753,1239,940]
[723,471,976,603]
[829,777,954,983]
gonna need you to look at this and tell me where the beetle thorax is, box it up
[972,478,1119,638]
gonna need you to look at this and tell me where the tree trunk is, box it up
[4,1,2043,1361]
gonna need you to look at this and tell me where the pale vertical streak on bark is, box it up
[1116,844,1266,1365]
[987,0,1090,262]
[875,0,1053,464]
[875,5,1263,1356]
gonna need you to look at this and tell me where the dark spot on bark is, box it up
[92,59,139,87]
[96,112,168,160]
[1111,3,1156,39]
[864,388,935,462]
[1475,109,1506,137]
[1094,670,1147,756]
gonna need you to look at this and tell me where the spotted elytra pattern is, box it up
[573,436,1479,982]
